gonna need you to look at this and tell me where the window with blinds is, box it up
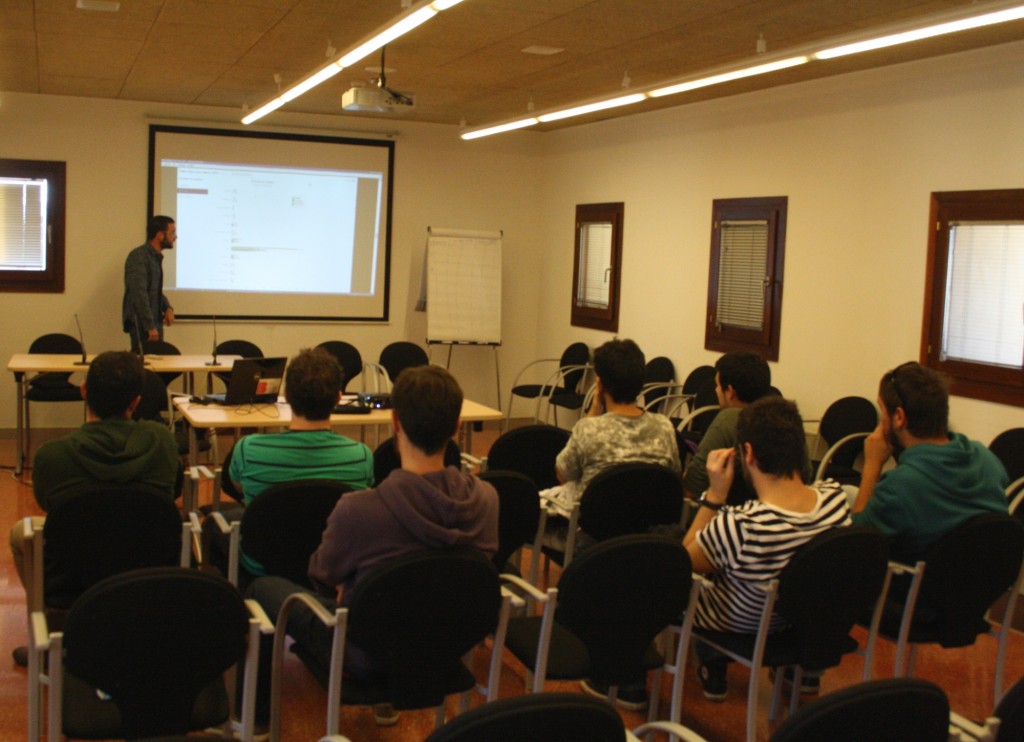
[924,189,1024,407]
[0,177,48,271]
[0,159,65,293]
[705,197,787,361]
[571,202,622,332]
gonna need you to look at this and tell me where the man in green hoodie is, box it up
[10,351,180,584]
[852,361,1008,563]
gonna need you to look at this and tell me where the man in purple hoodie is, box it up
[244,365,498,730]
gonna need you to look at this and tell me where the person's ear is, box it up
[390,410,401,432]
[742,441,758,470]
[891,406,908,431]
[126,395,142,415]
[80,381,88,401]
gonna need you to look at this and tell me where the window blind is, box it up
[577,222,611,308]
[0,177,47,271]
[942,222,1024,369]
[717,219,767,330]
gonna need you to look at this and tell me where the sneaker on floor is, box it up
[373,703,401,726]
[697,662,728,702]
[770,667,820,695]
[579,679,649,711]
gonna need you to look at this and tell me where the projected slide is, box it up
[149,125,393,321]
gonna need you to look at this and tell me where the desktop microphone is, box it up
[73,313,89,365]
[206,314,219,366]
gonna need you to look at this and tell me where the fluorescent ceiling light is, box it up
[815,4,1024,59]
[537,94,647,123]
[243,0,465,125]
[461,117,539,140]
[650,56,808,98]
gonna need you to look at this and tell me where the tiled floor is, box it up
[1,424,1020,741]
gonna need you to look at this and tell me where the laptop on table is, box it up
[204,357,287,405]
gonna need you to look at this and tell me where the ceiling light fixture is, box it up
[242,0,465,125]
[461,0,1024,140]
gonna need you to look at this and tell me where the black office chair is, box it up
[31,567,262,741]
[372,435,462,485]
[640,355,677,412]
[769,678,950,742]
[810,396,878,486]
[364,341,429,392]
[483,424,571,491]
[502,535,693,716]
[478,469,543,575]
[990,427,1024,499]
[951,675,1024,742]
[507,342,590,425]
[22,332,84,461]
[316,340,364,393]
[270,548,505,736]
[684,526,890,742]
[212,339,264,388]
[864,512,1024,706]
[675,380,720,456]
[208,479,351,589]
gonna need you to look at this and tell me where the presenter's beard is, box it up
[161,237,174,250]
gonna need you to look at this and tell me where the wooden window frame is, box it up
[921,189,1024,407]
[571,201,623,333]
[0,158,66,293]
[705,196,787,361]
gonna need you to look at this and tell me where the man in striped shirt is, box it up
[683,396,851,701]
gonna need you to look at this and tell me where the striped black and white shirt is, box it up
[694,480,851,633]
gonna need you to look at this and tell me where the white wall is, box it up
[532,40,1024,444]
[3,39,1022,443]
[0,94,545,428]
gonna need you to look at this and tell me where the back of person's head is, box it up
[593,338,645,403]
[392,365,462,455]
[147,215,174,241]
[284,347,342,421]
[737,396,807,478]
[86,351,144,419]
[715,351,771,404]
[878,361,949,439]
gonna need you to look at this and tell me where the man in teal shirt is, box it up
[852,361,1007,563]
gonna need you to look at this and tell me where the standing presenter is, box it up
[123,215,175,351]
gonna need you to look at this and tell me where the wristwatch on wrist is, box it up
[698,490,724,511]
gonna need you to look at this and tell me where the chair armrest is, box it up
[500,574,555,604]
[948,711,1000,741]
[676,405,721,432]
[631,721,711,742]
[461,452,484,472]
[500,585,526,610]
[1007,476,1024,507]
[245,598,275,635]
[509,358,560,390]
[813,431,870,481]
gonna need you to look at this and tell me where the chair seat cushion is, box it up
[512,384,569,399]
[26,384,82,401]
[694,627,858,672]
[873,602,991,649]
[61,670,228,739]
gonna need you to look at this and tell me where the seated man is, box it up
[683,350,774,507]
[542,338,681,524]
[204,347,374,581]
[852,361,1008,564]
[8,350,179,664]
[245,365,498,729]
[684,396,851,701]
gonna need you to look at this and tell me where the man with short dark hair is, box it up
[852,361,1007,562]
[684,396,851,701]
[683,351,775,506]
[207,348,374,579]
[123,215,176,351]
[243,364,497,729]
[543,338,681,519]
[8,351,180,665]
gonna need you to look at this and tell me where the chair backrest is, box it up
[558,342,590,393]
[577,462,684,542]
[994,675,1024,742]
[554,534,692,686]
[818,396,878,467]
[915,512,1024,647]
[42,484,184,608]
[61,567,249,739]
[478,469,541,571]
[372,436,462,486]
[486,424,570,491]
[134,369,170,423]
[27,332,83,388]
[239,479,351,587]
[378,341,429,382]
[768,678,950,742]
[345,547,501,709]
[642,355,676,409]
[215,339,263,358]
[423,692,626,742]
[990,428,1024,485]
[682,364,716,398]
[316,340,364,392]
[774,526,890,670]
[142,339,181,356]
[686,381,721,436]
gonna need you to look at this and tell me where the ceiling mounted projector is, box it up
[342,86,416,113]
